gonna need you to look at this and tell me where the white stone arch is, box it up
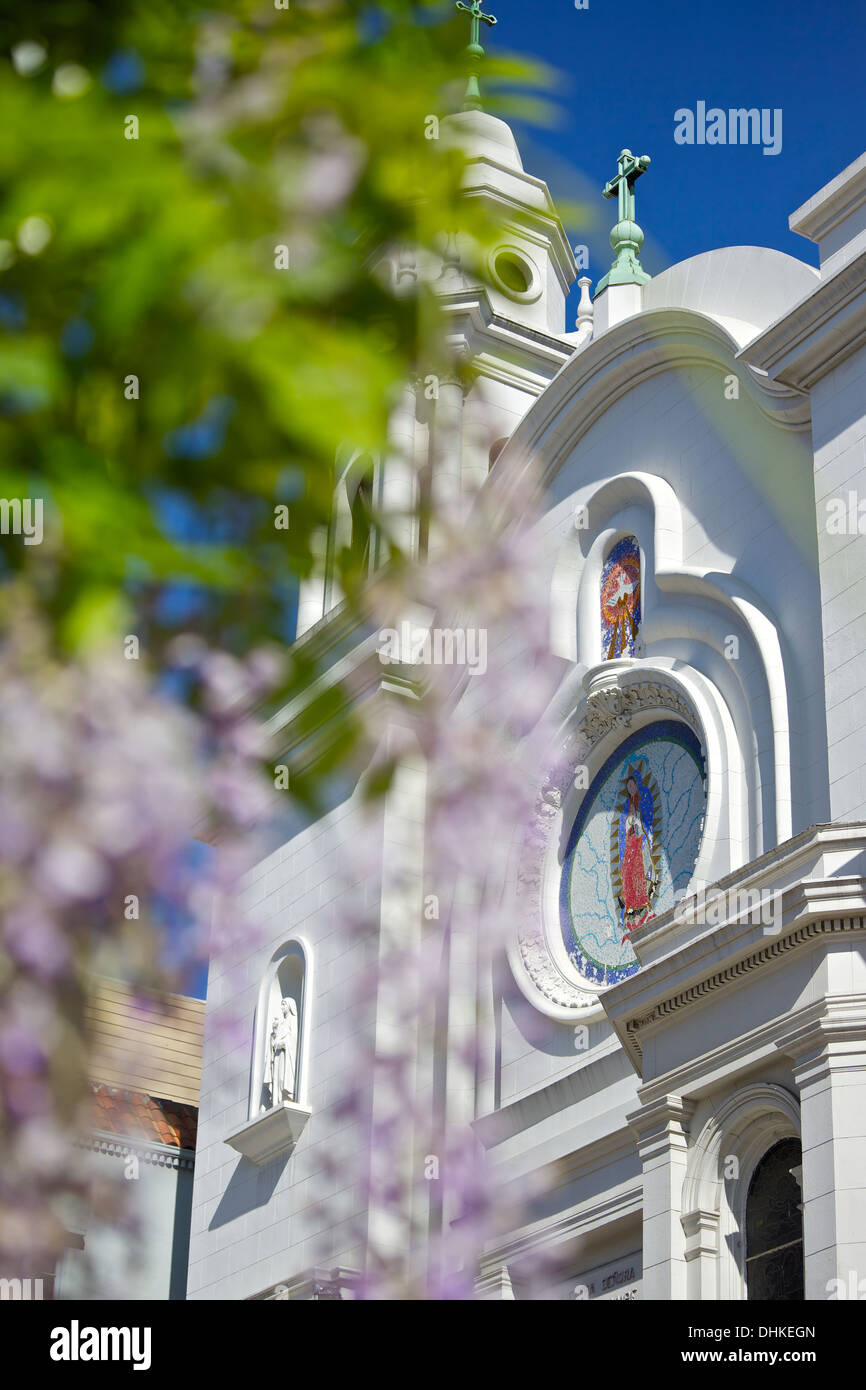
[491,310,809,502]
[554,470,796,858]
[249,937,313,1118]
[681,1082,800,1300]
[508,664,720,1022]
[489,308,811,843]
[566,662,735,889]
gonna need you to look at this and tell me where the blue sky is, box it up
[487,0,865,292]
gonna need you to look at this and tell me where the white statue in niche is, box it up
[265,997,298,1109]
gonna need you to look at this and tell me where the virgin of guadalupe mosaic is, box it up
[601,536,641,659]
[612,762,661,942]
[559,720,705,986]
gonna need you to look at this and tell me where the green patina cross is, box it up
[602,148,651,223]
[455,0,498,111]
[595,146,653,294]
[456,0,498,55]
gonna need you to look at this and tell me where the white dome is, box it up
[439,109,524,172]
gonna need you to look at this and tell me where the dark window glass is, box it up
[745,1137,804,1301]
[349,459,374,569]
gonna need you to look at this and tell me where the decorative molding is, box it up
[681,1208,720,1262]
[251,1266,359,1301]
[83,1132,195,1172]
[625,822,866,961]
[776,994,866,1085]
[491,312,810,527]
[741,248,866,390]
[627,1095,693,1185]
[479,1183,643,1272]
[580,677,697,749]
[454,174,578,295]
[474,1264,517,1300]
[441,288,574,394]
[789,153,866,245]
[513,674,702,1018]
[225,1101,312,1166]
[677,1082,800,1300]
[515,727,599,1013]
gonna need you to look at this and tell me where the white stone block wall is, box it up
[810,342,866,821]
[187,792,383,1300]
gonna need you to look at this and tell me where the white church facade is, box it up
[186,105,866,1301]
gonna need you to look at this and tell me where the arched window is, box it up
[745,1138,804,1300]
[601,536,641,659]
[488,436,509,471]
[348,455,375,571]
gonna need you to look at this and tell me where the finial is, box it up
[575,276,594,344]
[455,0,498,112]
[576,277,593,329]
[595,148,652,294]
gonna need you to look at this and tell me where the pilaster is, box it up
[428,368,464,559]
[777,996,866,1300]
[627,1093,695,1300]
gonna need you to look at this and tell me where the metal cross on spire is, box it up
[595,147,653,294]
[602,149,651,223]
[455,0,498,112]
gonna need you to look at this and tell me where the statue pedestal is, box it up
[225,1101,312,1165]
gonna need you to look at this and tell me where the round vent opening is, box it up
[494,250,532,296]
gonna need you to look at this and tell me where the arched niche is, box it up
[600,534,642,660]
[250,938,312,1118]
[226,938,314,1166]
[552,469,799,858]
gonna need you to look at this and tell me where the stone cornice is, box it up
[478,1181,643,1271]
[250,1265,359,1301]
[776,994,866,1084]
[740,248,866,390]
[629,821,866,963]
[627,1093,694,1147]
[616,915,866,1073]
[473,1037,632,1153]
[601,823,866,1075]
[789,153,866,247]
[441,288,574,392]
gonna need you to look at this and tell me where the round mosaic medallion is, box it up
[559,720,705,987]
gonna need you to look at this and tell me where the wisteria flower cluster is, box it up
[0,586,281,1279]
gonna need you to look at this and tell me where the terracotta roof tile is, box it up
[90,1083,198,1151]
